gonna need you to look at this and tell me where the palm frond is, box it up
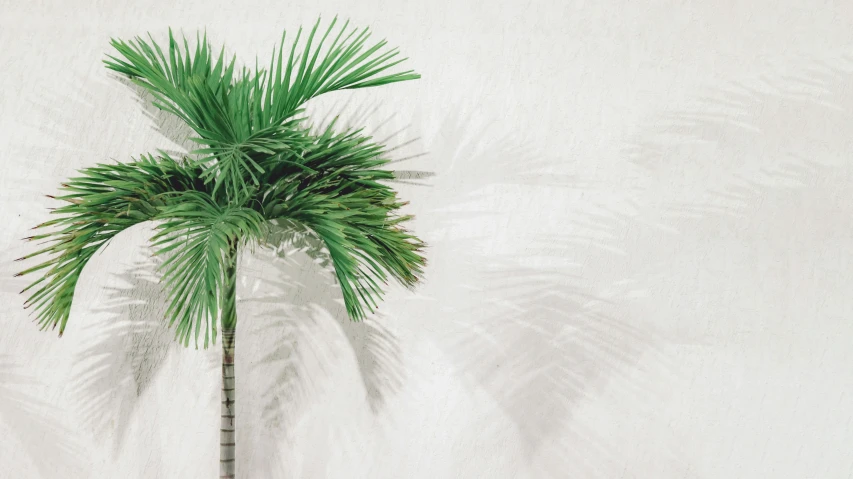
[15,154,201,335]
[150,191,267,348]
[258,16,420,125]
[105,29,236,137]
[260,123,426,320]
[105,19,419,202]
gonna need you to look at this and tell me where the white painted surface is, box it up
[2,1,853,477]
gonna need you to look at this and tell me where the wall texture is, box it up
[2,1,853,478]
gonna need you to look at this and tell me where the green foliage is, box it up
[262,119,426,320]
[151,191,266,347]
[17,154,201,336]
[17,18,426,348]
[103,16,419,199]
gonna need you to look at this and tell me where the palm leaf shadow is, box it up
[567,52,853,473]
[249,222,404,411]
[451,254,671,477]
[398,98,674,478]
[114,74,202,157]
[624,53,853,225]
[0,355,88,478]
[500,53,853,476]
[70,236,226,477]
[236,229,405,477]
[419,234,671,478]
[70,240,197,457]
[8,73,107,221]
[615,53,853,357]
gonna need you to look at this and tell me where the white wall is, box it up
[2,1,853,477]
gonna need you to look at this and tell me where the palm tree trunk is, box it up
[220,328,236,478]
[220,245,238,479]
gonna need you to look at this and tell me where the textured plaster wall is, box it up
[2,1,853,478]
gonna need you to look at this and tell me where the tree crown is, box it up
[16,17,427,349]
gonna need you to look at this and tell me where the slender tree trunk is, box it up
[220,328,236,478]
[220,245,238,479]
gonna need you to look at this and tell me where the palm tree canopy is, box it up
[16,17,427,349]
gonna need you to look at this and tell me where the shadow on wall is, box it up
[624,53,853,225]
[618,54,853,358]
[399,66,853,476]
[403,100,676,478]
[614,54,853,476]
[233,240,405,477]
[70,240,182,467]
[3,73,156,477]
[0,356,87,478]
[435,54,853,477]
[245,221,404,417]
[114,75,199,156]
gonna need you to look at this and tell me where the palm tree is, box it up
[15,17,426,478]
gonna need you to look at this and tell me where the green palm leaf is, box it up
[150,191,266,348]
[261,122,426,320]
[16,153,201,335]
